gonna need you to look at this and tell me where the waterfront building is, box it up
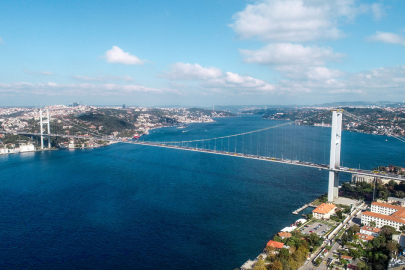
[277,232,292,239]
[266,240,284,249]
[19,144,35,152]
[351,174,376,184]
[312,203,336,220]
[351,174,396,185]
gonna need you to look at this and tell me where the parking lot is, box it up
[300,222,332,237]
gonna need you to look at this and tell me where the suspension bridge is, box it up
[1,109,404,202]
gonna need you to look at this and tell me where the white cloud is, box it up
[371,3,384,20]
[240,43,343,66]
[104,46,144,65]
[163,63,223,80]
[230,0,366,42]
[72,75,134,82]
[275,65,344,80]
[205,72,276,92]
[368,31,405,46]
[277,65,405,97]
[162,63,275,93]
[0,37,4,44]
[230,0,382,42]
[0,82,178,96]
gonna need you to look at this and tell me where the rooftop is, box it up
[372,202,404,210]
[266,240,284,249]
[388,197,405,203]
[356,233,375,241]
[278,232,292,238]
[361,226,381,233]
[362,211,405,224]
[313,203,336,215]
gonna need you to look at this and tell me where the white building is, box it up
[361,202,405,230]
[312,203,336,219]
[371,202,403,216]
[360,226,381,237]
[19,144,35,152]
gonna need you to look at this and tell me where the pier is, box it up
[292,204,316,215]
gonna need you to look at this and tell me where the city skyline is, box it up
[1,0,404,106]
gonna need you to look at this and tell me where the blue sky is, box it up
[1,0,404,106]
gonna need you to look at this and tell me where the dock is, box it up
[292,203,316,214]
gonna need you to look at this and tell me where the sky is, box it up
[0,0,404,107]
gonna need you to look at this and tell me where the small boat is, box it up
[133,133,140,139]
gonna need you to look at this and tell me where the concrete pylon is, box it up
[328,110,343,202]
[39,109,51,149]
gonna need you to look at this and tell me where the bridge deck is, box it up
[133,141,405,182]
[2,131,404,182]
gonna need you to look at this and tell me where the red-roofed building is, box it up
[356,233,374,242]
[362,202,405,230]
[278,232,292,239]
[361,211,405,230]
[266,240,284,249]
[312,203,336,219]
[360,226,380,237]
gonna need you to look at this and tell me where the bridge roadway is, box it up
[2,131,404,182]
[132,141,405,182]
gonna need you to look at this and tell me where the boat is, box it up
[133,133,140,139]
[177,125,187,129]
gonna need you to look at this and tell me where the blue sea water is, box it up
[0,115,404,269]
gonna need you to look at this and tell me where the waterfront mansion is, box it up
[361,202,405,230]
[312,203,336,219]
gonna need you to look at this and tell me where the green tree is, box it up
[350,248,361,259]
[252,259,266,270]
[336,209,343,219]
[369,221,376,227]
[308,233,319,246]
[268,260,283,270]
[351,225,360,233]
[314,258,322,265]
[396,190,405,198]
[339,258,348,265]
[378,190,388,200]
[279,248,290,259]
[273,235,282,242]
[389,180,397,188]
[386,240,399,254]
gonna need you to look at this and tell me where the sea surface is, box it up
[1,115,404,269]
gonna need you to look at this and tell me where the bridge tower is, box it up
[40,109,51,149]
[328,109,343,202]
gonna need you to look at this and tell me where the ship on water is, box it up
[133,133,140,139]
